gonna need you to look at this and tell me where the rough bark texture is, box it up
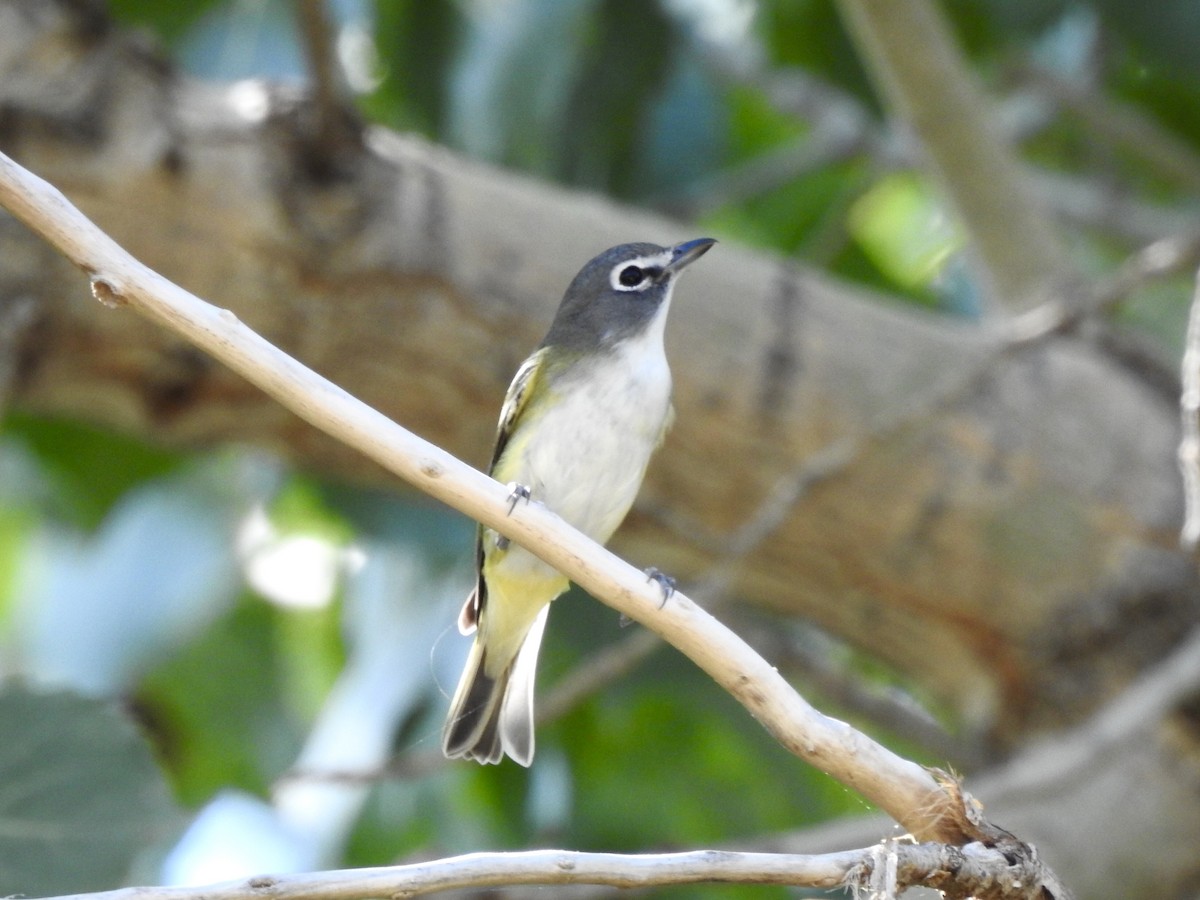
[1,4,1198,894]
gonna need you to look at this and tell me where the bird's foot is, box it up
[505,482,532,515]
[496,482,532,550]
[645,567,676,609]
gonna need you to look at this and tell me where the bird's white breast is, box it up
[510,311,673,544]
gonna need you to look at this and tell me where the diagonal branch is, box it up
[978,620,1200,802]
[291,230,1200,788]
[538,441,861,724]
[0,151,975,842]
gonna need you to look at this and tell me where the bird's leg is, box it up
[505,482,532,514]
[644,567,676,608]
[618,569,677,627]
[496,482,533,550]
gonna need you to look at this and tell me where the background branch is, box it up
[293,0,363,171]
[835,0,1076,313]
[1023,63,1200,194]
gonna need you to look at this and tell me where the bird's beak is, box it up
[665,237,717,274]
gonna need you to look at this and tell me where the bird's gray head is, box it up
[542,238,715,352]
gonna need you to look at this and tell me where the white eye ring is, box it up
[609,251,672,292]
[613,264,649,291]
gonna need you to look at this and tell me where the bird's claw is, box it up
[505,482,532,515]
[645,567,676,609]
[619,569,676,627]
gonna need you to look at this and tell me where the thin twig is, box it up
[1022,63,1200,195]
[534,627,659,724]
[1035,169,1200,245]
[659,128,865,219]
[27,841,1063,900]
[293,0,363,170]
[739,619,976,769]
[1006,234,1200,345]
[976,621,1200,803]
[548,440,863,714]
[26,850,853,900]
[1178,264,1200,548]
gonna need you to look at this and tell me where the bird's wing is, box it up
[489,347,550,473]
[460,347,551,633]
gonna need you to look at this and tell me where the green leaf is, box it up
[847,173,962,294]
[759,0,873,101]
[137,596,306,806]
[1,414,184,530]
[107,0,226,45]
[363,0,464,134]
[1090,0,1200,77]
[559,677,861,848]
[0,501,36,629]
[0,685,181,895]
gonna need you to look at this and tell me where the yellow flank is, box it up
[478,545,569,678]
[476,367,570,679]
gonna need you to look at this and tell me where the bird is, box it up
[441,237,716,766]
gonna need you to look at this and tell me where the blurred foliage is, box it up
[2,413,184,530]
[4,0,1200,895]
[0,686,182,895]
[136,595,310,806]
[847,173,965,302]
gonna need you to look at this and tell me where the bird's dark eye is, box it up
[618,265,645,287]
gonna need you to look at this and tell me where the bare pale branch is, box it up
[27,842,1066,900]
[1180,265,1200,548]
[0,148,976,842]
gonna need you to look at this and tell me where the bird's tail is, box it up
[441,605,549,766]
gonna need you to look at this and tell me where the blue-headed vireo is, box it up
[442,237,716,766]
